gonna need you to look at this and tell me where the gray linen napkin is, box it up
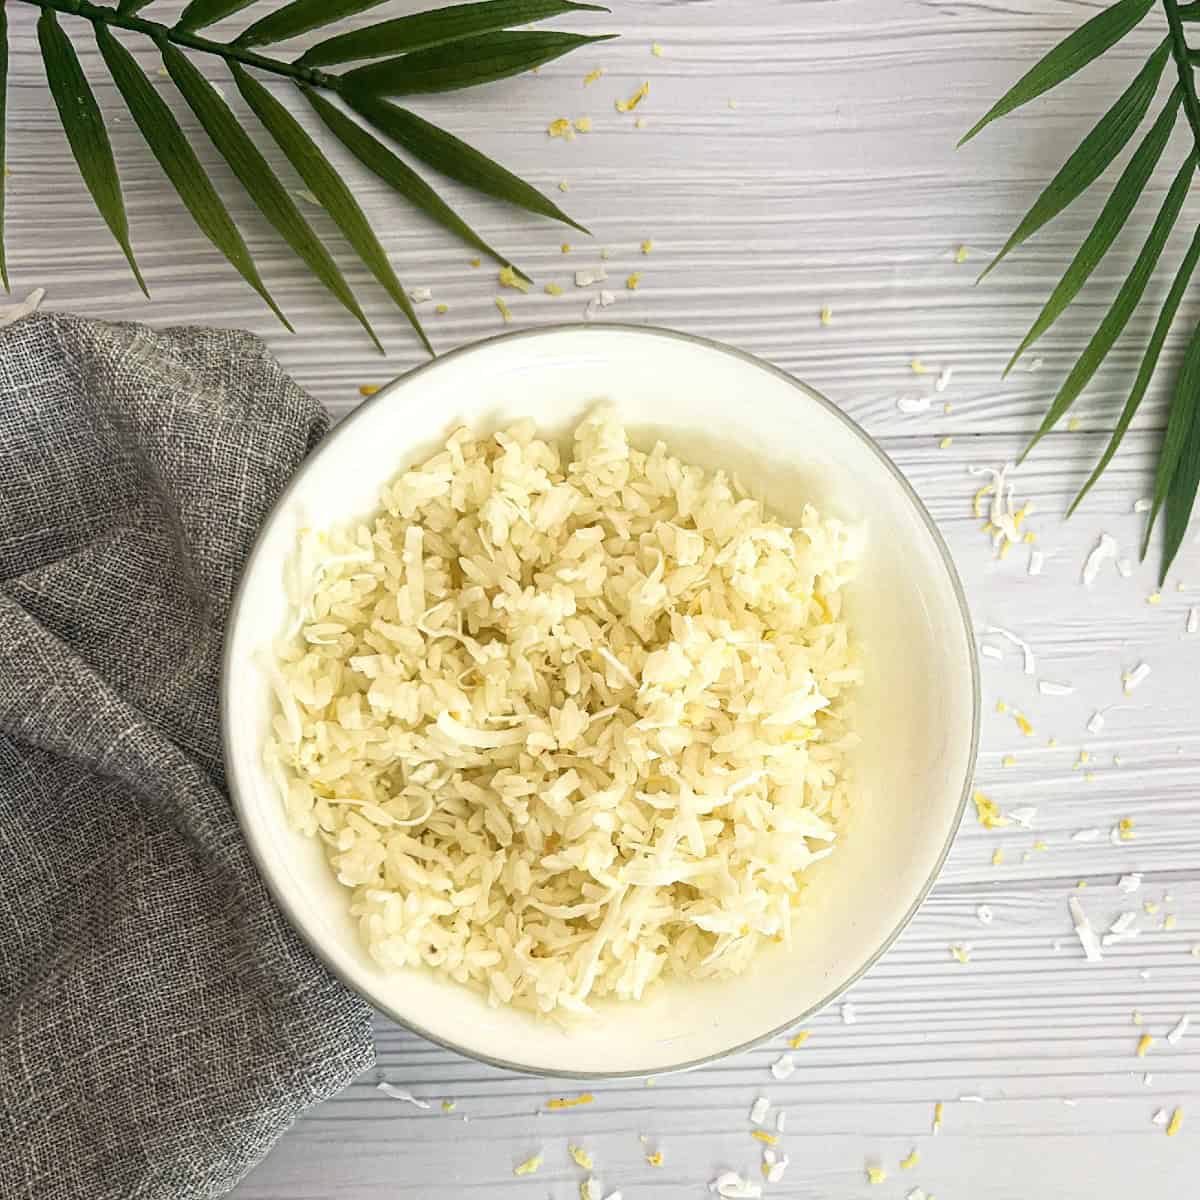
[0,313,375,1200]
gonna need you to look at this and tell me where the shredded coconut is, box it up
[1167,1015,1190,1045]
[770,1054,795,1080]
[1069,896,1103,962]
[709,1171,762,1198]
[266,409,862,1017]
[377,1082,431,1108]
[1039,680,1073,696]
[1082,534,1118,586]
[1123,662,1152,694]
[1118,874,1143,893]
[984,624,1036,674]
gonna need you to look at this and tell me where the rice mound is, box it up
[266,408,862,1017]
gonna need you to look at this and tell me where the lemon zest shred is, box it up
[1137,1033,1154,1058]
[1167,1107,1183,1136]
[514,1153,544,1175]
[584,67,604,86]
[616,81,650,112]
[495,297,513,323]
[900,1149,920,1170]
[547,1093,595,1110]
[788,1030,811,1049]
[752,1130,778,1145]
[569,1145,593,1169]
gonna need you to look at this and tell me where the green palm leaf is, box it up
[347,92,587,232]
[302,86,527,282]
[1164,356,1200,579]
[1070,223,1200,516]
[1004,90,1181,376]
[95,23,289,330]
[1025,153,1195,458]
[236,0,391,49]
[1144,314,1200,562]
[299,0,608,69]
[960,0,1154,145]
[0,2,9,293]
[117,1,158,13]
[160,41,383,352]
[38,10,147,296]
[231,63,431,355]
[981,40,1170,281]
[176,1,261,32]
[340,30,613,96]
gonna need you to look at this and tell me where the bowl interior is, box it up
[223,325,977,1076]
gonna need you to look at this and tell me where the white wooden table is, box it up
[10,0,1200,1194]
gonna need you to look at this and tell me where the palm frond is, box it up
[231,62,431,354]
[960,0,1155,145]
[161,39,383,351]
[38,10,147,295]
[299,0,609,69]
[967,0,1200,581]
[3,0,613,353]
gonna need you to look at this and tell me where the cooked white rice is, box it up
[265,408,862,1017]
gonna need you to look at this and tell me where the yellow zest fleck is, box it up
[584,67,604,86]
[1002,754,1017,768]
[548,117,575,140]
[441,1099,456,1112]
[499,265,530,293]
[999,538,1012,559]
[996,700,1008,714]
[1165,914,1178,930]
[955,244,969,263]
[1144,900,1160,915]
[545,283,564,296]
[972,483,994,518]
[1120,817,1136,841]
[514,1153,544,1176]
[641,238,654,254]
[574,117,593,133]
[910,358,929,375]
[950,944,970,965]
[752,1130,778,1146]
[992,848,1004,866]
[867,1166,887,1185]
[1076,750,1090,767]
[569,1146,593,1170]
[616,81,650,112]
[1137,1033,1154,1058]
[1077,880,1088,889]
[900,1149,920,1170]
[933,1101,944,1132]
[1024,531,1037,544]
[1167,1107,1183,1136]
[469,257,481,268]
[651,41,664,56]
[558,180,570,192]
[1148,592,1162,605]
[1048,737,1058,747]
[1015,713,1034,736]
[561,243,572,254]
[1133,1010,1143,1025]
[547,1093,594,1110]
[1067,417,1081,432]
[727,98,738,109]
[981,521,995,534]
[635,116,647,128]
[788,1030,811,1049]
[646,1150,663,1167]
[940,437,954,450]
[495,297,513,323]
[435,303,449,315]
[974,790,1009,829]
[358,384,380,397]
[626,272,643,290]
[1032,839,1048,852]
[645,1077,656,1087]
[944,401,955,414]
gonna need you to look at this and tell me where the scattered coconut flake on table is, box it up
[1168,1015,1191,1045]
[377,1082,431,1108]
[985,624,1036,674]
[1134,498,1152,513]
[1082,534,1118,586]
[968,463,1035,557]
[709,1170,762,1198]
[959,1095,985,1103]
[1007,806,1037,828]
[1103,911,1139,946]
[774,1110,787,1133]
[0,287,45,329]
[1087,710,1106,734]
[1073,828,1102,842]
[842,1002,858,1024]
[764,1154,790,1183]
[1118,873,1143,894]
[1028,549,1045,576]
[1123,662,1152,694]
[770,1054,795,1080]
[1069,896,1103,962]
[750,1097,770,1125]
[977,904,994,925]
[980,645,1004,661]
[1039,680,1073,696]
[1188,607,1199,634]
[897,395,932,414]
[935,366,954,393]
[575,267,608,286]
[1152,1108,1169,1126]
[907,1190,929,1200]
[408,286,433,303]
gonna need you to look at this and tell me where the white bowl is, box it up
[223,324,978,1077]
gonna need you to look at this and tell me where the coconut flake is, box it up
[377,1082,431,1108]
[959,1095,985,1103]
[984,624,1036,674]
[770,1053,795,1080]
[1188,607,1198,635]
[1069,896,1103,962]
[1153,1108,1169,1126]
[0,287,45,329]
[1103,911,1139,946]
[897,396,932,414]
[935,366,954,393]
[1082,533,1118,587]
[1118,873,1143,894]
[750,1096,770,1125]
[765,1154,790,1183]
[1167,1015,1190,1045]
[408,286,433,304]
[981,645,1004,661]
[575,267,608,287]
[1123,662,1151,693]
[1072,828,1102,842]
[774,1110,787,1133]
[1087,710,1106,735]
[709,1171,763,1199]
[1039,680,1074,696]
[841,1001,858,1025]
[1028,549,1045,576]
[977,904,994,925]
[1134,498,1152,513]
[1007,806,1037,828]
